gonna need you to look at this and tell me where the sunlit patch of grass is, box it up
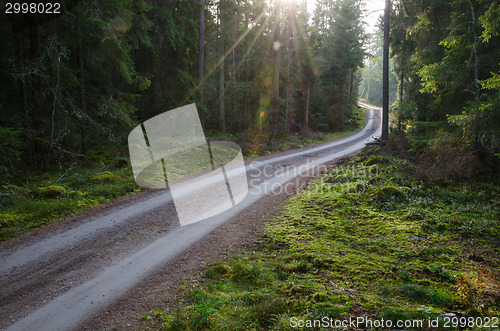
[153,149,499,330]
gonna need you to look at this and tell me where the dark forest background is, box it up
[0,0,499,177]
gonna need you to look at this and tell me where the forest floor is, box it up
[133,137,500,330]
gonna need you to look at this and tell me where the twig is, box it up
[2,185,15,194]
[55,161,78,183]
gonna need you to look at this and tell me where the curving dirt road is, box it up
[0,106,381,331]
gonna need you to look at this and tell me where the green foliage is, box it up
[311,0,366,129]
[368,186,410,203]
[480,1,500,42]
[145,148,500,329]
[390,0,500,157]
[0,161,139,240]
[0,127,23,177]
[89,171,122,184]
[32,186,67,199]
[395,284,454,308]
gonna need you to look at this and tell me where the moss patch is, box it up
[148,146,500,330]
[89,171,123,184]
[32,185,67,199]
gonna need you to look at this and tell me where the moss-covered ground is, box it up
[0,154,140,240]
[144,146,499,330]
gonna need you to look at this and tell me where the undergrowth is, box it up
[145,145,500,330]
[0,151,140,240]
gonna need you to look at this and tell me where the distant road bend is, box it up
[1,104,381,331]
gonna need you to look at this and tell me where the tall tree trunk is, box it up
[77,24,87,155]
[29,24,41,165]
[305,83,310,128]
[339,76,345,129]
[219,0,225,131]
[285,3,293,135]
[18,32,33,162]
[347,68,352,112]
[198,0,205,104]
[398,68,404,132]
[467,0,480,102]
[382,0,390,141]
[272,3,281,136]
[366,57,372,101]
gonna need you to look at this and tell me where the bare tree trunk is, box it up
[219,0,225,131]
[366,57,372,101]
[198,0,205,104]
[305,83,310,128]
[467,0,480,102]
[285,3,293,135]
[77,26,87,155]
[272,3,281,136]
[398,68,404,132]
[18,31,34,162]
[19,33,29,119]
[29,24,41,165]
[347,68,352,111]
[382,0,390,141]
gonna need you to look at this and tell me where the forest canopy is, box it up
[0,0,367,176]
[1,0,499,178]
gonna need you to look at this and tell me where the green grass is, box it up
[0,160,140,240]
[145,148,499,330]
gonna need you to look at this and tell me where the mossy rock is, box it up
[89,171,122,184]
[369,186,410,203]
[33,185,67,199]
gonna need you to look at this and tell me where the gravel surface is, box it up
[0,108,380,331]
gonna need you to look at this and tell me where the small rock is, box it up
[408,235,427,241]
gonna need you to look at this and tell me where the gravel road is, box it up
[0,106,381,331]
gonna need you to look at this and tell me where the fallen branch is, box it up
[365,136,385,146]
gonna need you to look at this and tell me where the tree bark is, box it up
[29,24,41,165]
[398,68,404,132]
[77,24,87,155]
[219,0,225,131]
[285,3,293,134]
[272,2,281,136]
[382,0,390,141]
[467,0,480,101]
[305,83,310,128]
[198,0,205,104]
